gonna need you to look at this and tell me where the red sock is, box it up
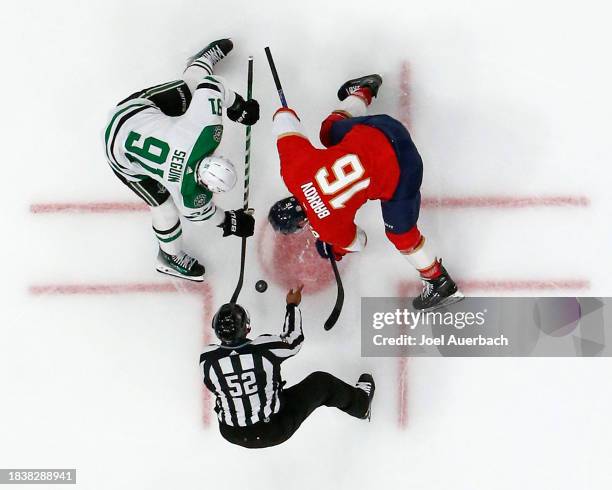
[419,260,442,280]
[352,87,373,105]
[320,112,349,147]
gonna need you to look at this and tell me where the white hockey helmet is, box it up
[196,156,237,193]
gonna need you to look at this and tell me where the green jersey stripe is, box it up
[191,61,213,75]
[107,105,152,169]
[131,182,158,206]
[156,229,183,243]
[104,102,148,144]
[197,82,221,93]
[144,80,184,98]
[104,103,149,161]
[184,204,216,222]
[108,158,128,175]
[146,79,182,92]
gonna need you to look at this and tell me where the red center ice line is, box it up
[395,60,593,430]
[29,194,590,215]
[29,281,215,428]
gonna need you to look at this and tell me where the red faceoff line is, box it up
[394,60,592,429]
[29,194,590,215]
[29,276,591,432]
[30,281,215,427]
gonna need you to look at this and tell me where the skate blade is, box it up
[156,266,204,282]
[420,291,465,312]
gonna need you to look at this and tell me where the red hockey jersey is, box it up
[274,109,400,250]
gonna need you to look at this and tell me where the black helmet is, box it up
[212,303,251,344]
[268,196,307,235]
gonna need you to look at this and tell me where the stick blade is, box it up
[324,256,344,330]
[324,305,343,331]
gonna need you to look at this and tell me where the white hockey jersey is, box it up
[104,76,236,221]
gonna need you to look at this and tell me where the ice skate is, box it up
[412,263,464,311]
[356,373,376,420]
[186,38,234,69]
[156,249,205,282]
[337,74,383,101]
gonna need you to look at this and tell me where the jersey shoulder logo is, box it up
[213,126,223,143]
[194,193,208,207]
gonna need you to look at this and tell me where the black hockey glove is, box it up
[227,94,260,125]
[219,209,255,238]
[315,239,346,261]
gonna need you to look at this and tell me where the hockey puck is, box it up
[255,280,268,293]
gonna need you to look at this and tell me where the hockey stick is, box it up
[323,251,344,331]
[264,46,344,331]
[264,47,287,107]
[230,56,254,304]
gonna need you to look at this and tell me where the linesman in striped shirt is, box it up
[200,285,375,448]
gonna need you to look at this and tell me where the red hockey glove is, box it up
[315,240,347,261]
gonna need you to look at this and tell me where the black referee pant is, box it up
[219,371,368,449]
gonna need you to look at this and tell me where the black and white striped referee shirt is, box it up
[200,305,303,427]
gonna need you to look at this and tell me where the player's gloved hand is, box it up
[273,107,301,120]
[227,94,260,125]
[219,209,255,238]
[315,240,346,261]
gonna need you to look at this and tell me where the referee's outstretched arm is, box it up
[203,284,375,449]
[249,286,304,359]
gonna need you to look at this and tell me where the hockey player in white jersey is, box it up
[104,39,259,281]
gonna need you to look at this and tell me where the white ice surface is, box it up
[1,0,612,489]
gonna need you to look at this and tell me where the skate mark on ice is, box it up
[398,61,412,131]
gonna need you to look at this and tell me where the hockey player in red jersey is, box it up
[268,74,463,310]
